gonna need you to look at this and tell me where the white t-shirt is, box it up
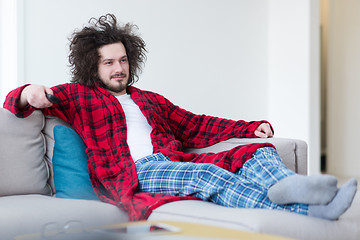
[116,94,153,161]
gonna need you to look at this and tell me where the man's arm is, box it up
[254,123,274,138]
[4,84,68,119]
[18,85,55,109]
[159,95,274,148]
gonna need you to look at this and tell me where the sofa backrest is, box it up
[0,108,52,196]
[42,114,72,193]
[0,107,308,198]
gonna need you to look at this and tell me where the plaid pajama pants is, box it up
[135,147,308,215]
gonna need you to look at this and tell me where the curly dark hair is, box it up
[68,14,147,88]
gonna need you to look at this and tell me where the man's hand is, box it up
[19,85,54,109]
[254,123,273,138]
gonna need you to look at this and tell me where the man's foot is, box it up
[308,178,357,220]
[268,174,338,204]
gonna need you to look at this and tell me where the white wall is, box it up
[0,0,19,104]
[268,0,320,174]
[327,0,360,178]
[20,0,269,121]
[1,0,321,174]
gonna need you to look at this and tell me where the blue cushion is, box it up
[52,125,98,200]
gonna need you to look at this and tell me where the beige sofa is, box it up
[0,108,359,240]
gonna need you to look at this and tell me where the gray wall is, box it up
[327,0,360,178]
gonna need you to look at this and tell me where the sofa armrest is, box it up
[182,138,308,175]
[0,108,52,196]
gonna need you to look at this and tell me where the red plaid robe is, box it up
[4,83,274,220]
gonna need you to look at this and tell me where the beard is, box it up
[97,74,129,94]
[105,81,127,93]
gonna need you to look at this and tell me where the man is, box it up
[4,14,357,221]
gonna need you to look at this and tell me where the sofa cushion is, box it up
[0,108,51,196]
[0,194,128,240]
[149,192,360,240]
[53,125,98,200]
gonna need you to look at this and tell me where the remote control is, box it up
[46,94,61,104]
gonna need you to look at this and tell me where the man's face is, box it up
[97,42,130,96]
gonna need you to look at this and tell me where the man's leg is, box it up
[135,151,356,220]
[238,147,338,205]
[308,178,357,220]
[135,153,308,215]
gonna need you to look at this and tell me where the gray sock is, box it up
[308,178,357,220]
[268,174,338,205]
